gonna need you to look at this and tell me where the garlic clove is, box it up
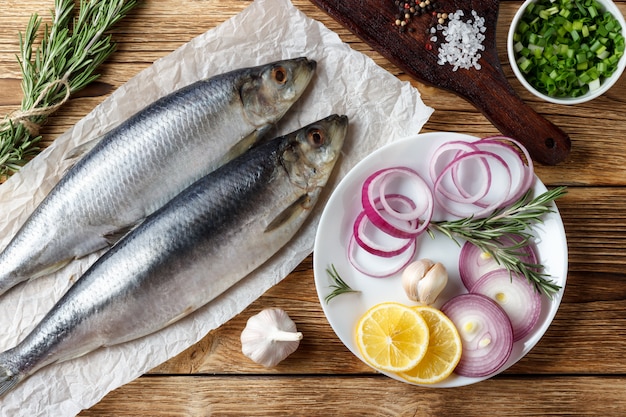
[402,259,434,302]
[402,259,434,301]
[241,308,303,368]
[402,259,448,305]
[416,261,448,305]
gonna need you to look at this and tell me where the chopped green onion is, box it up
[582,25,590,38]
[590,39,603,52]
[513,0,624,98]
[572,20,584,31]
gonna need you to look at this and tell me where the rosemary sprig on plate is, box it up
[0,0,139,178]
[430,186,568,297]
[325,264,360,304]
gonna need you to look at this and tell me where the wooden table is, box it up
[2,1,626,415]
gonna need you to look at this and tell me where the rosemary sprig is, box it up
[0,0,139,178]
[430,186,568,297]
[325,264,360,304]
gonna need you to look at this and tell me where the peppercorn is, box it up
[389,0,447,35]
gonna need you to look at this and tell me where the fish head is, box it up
[281,114,348,193]
[241,57,317,126]
[263,115,347,234]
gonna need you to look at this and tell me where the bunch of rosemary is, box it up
[0,0,139,178]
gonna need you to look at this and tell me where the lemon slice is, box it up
[355,302,429,372]
[398,306,462,384]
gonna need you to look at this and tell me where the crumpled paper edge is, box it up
[0,0,433,415]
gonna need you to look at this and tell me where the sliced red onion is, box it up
[432,150,512,218]
[346,168,433,278]
[364,194,423,239]
[346,136,536,280]
[352,210,415,257]
[459,235,539,290]
[441,293,513,378]
[430,136,534,219]
[430,140,491,205]
[470,269,542,342]
[347,233,417,278]
[361,167,433,238]
[480,136,533,173]
[475,137,534,207]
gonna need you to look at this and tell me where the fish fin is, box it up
[103,224,137,245]
[30,258,74,280]
[264,194,310,233]
[63,136,102,162]
[59,136,103,176]
[162,305,197,328]
[0,361,21,398]
[253,124,274,145]
[216,126,271,167]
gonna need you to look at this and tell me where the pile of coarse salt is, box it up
[430,10,486,71]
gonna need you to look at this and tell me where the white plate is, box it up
[313,132,568,387]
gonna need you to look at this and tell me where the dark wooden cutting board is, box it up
[310,0,571,165]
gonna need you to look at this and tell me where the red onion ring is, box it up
[430,141,491,205]
[361,167,433,239]
[352,210,415,257]
[432,150,512,218]
[459,235,539,290]
[347,232,417,278]
[347,167,434,278]
[430,136,534,219]
[474,137,534,207]
[364,194,422,239]
[441,293,514,378]
[470,269,542,342]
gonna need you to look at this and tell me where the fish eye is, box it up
[272,66,288,84]
[307,128,325,147]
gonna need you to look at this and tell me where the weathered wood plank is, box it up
[80,375,626,416]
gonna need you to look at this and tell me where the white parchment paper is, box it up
[0,0,433,415]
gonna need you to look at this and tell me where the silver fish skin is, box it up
[0,57,316,296]
[0,114,348,397]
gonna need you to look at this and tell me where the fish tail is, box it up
[0,358,21,398]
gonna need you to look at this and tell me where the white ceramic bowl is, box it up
[508,0,626,104]
[313,132,568,387]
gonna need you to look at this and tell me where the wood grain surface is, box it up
[1,0,626,415]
